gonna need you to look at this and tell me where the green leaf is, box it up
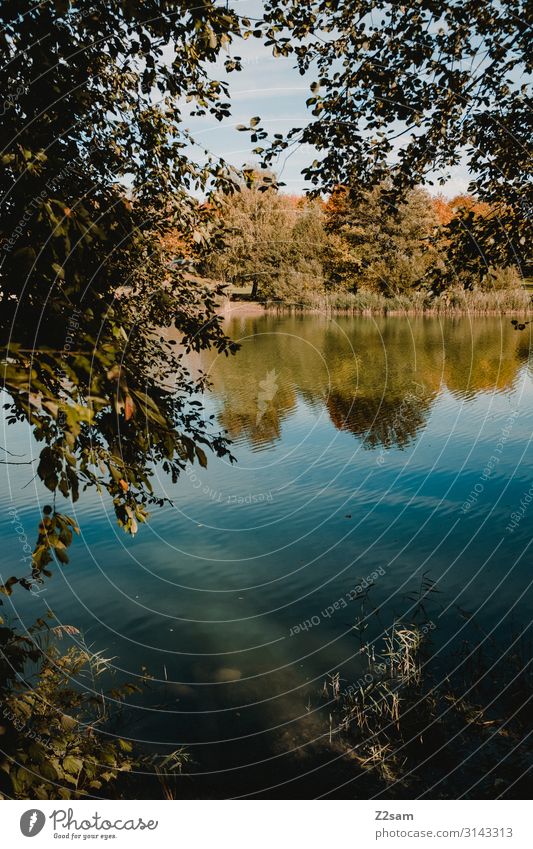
[39,761,58,781]
[60,714,77,732]
[63,755,83,775]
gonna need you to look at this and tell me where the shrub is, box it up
[481,265,522,291]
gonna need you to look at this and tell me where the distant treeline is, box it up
[182,178,525,302]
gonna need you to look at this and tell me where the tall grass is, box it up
[264,287,532,315]
[325,582,533,797]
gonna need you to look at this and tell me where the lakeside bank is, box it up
[218,288,532,319]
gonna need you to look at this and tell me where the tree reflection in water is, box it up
[201,315,530,453]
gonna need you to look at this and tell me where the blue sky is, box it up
[176,0,471,198]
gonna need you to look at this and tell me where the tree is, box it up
[203,176,326,299]
[202,174,293,297]
[253,0,531,278]
[289,197,327,294]
[324,185,440,293]
[0,1,251,572]
[0,1,251,794]
[431,194,523,290]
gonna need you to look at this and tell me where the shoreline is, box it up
[218,299,532,319]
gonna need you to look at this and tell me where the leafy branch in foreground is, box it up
[0,1,248,548]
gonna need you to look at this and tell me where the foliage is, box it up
[0,585,191,801]
[202,177,326,299]
[0,509,80,597]
[202,181,523,299]
[324,185,441,293]
[480,265,523,291]
[252,0,531,278]
[429,196,525,291]
[0,610,142,799]
[0,1,252,558]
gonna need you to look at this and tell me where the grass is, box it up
[325,583,533,798]
[262,287,532,315]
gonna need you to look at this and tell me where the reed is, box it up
[264,288,532,316]
[325,585,533,797]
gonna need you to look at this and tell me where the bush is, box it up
[480,265,522,291]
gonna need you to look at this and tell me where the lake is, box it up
[2,314,533,797]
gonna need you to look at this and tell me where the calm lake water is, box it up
[2,314,533,796]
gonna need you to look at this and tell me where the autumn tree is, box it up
[431,195,523,290]
[324,186,441,293]
[203,176,326,299]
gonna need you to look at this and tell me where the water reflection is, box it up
[4,314,533,798]
[203,315,530,451]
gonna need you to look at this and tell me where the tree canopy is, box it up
[201,175,326,299]
[324,185,440,293]
[252,0,531,277]
[197,179,520,298]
